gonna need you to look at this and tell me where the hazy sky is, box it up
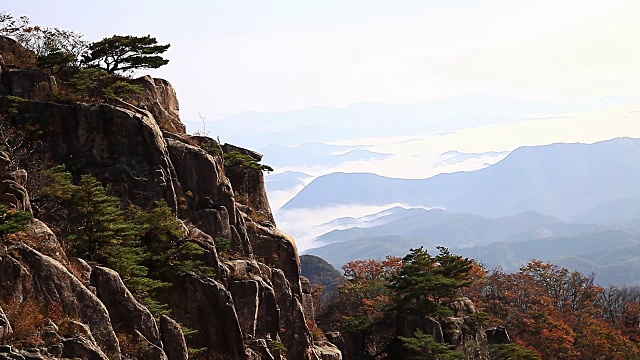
[5,1,640,122]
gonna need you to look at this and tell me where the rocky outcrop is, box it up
[0,153,31,214]
[0,36,53,100]
[132,76,185,134]
[447,297,477,317]
[313,341,342,360]
[129,330,168,360]
[486,326,510,345]
[223,144,275,226]
[1,36,341,360]
[0,36,36,69]
[20,219,65,263]
[325,332,350,360]
[14,101,181,211]
[61,337,110,360]
[301,277,316,324]
[90,267,163,348]
[0,68,55,101]
[394,298,489,360]
[160,274,246,359]
[0,307,11,341]
[159,315,188,360]
[0,244,121,359]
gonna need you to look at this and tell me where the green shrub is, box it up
[489,344,540,360]
[341,314,370,333]
[0,96,27,118]
[223,151,273,172]
[102,81,144,101]
[268,340,287,354]
[0,204,32,236]
[37,48,76,74]
[214,237,231,253]
[38,167,184,316]
[172,241,217,278]
[399,330,464,360]
[70,68,110,100]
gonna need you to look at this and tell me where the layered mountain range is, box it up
[296,138,640,286]
[284,137,640,219]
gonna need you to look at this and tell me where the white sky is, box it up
[5,1,640,123]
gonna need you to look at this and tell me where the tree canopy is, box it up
[388,246,474,316]
[84,34,170,73]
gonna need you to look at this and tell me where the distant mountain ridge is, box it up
[186,95,638,148]
[572,196,640,224]
[453,229,640,286]
[306,226,640,286]
[258,142,390,168]
[312,208,591,247]
[264,171,311,192]
[438,150,509,166]
[284,137,640,219]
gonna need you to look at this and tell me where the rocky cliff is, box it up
[0,37,339,360]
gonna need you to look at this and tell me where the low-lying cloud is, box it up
[274,203,434,252]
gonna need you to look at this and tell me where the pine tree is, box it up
[399,330,464,360]
[0,204,32,236]
[389,247,474,316]
[68,175,142,262]
[37,167,203,316]
[84,35,170,74]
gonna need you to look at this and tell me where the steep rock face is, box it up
[159,315,188,360]
[160,274,246,359]
[0,307,11,341]
[229,278,279,340]
[0,68,56,101]
[0,36,36,69]
[485,326,510,345]
[246,220,302,296]
[0,153,31,213]
[132,76,185,134]
[165,135,258,258]
[223,144,276,226]
[14,100,181,211]
[166,137,229,211]
[90,267,163,349]
[273,268,317,360]
[1,37,340,359]
[394,298,489,360]
[0,244,121,359]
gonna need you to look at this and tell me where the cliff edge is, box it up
[0,36,339,360]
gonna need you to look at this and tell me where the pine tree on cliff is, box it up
[68,175,143,262]
[84,34,170,74]
[388,246,474,316]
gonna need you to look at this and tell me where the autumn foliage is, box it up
[314,250,640,360]
[317,248,480,358]
[466,260,640,359]
[317,256,402,355]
